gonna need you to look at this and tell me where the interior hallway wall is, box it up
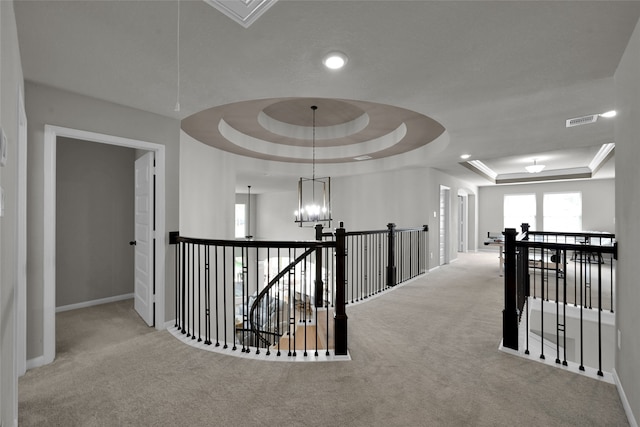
[255,167,478,270]
[25,82,180,361]
[0,1,25,425]
[179,131,235,240]
[614,16,640,425]
[56,137,135,307]
[478,178,615,238]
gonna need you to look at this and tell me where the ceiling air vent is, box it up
[566,114,598,128]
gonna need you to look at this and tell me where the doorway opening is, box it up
[40,125,166,366]
[439,185,451,265]
[457,190,468,253]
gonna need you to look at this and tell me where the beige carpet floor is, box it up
[19,251,628,426]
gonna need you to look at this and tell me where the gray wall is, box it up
[614,17,640,424]
[478,178,615,239]
[26,82,180,361]
[56,137,135,307]
[0,2,24,424]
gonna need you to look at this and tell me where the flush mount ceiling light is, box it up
[525,159,545,174]
[323,52,348,70]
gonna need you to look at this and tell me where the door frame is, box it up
[439,185,451,265]
[457,190,468,253]
[42,125,166,365]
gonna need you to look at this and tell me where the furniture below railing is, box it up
[170,222,428,360]
[503,224,617,376]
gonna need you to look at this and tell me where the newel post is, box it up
[334,222,348,355]
[315,224,324,309]
[503,228,519,351]
[387,223,397,287]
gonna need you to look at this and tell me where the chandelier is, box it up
[294,105,332,227]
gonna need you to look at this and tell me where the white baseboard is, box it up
[164,319,176,330]
[613,368,638,427]
[26,355,44,371]
[56,293,134,313]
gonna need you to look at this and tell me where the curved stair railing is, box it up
[169,222,428,360]
[249,247,316,352]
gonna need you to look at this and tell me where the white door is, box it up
[134,152,155,326]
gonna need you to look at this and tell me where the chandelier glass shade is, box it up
[294,105,332,227]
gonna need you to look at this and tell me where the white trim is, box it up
[498,340,614,384]
[43,128,56,365]
[168,326,351,363]
[164,319,177,330]
[41,125,167,369]
[17,83,27,377]
[613,369,639,427]
[56,293,134,313]
[25,356,44,371]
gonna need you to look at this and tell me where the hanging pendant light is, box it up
[294,105,332,227]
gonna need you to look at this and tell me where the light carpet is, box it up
[19,252,628,426]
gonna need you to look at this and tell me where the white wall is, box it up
[25,82,180,361]
[614,16,640,425]
[478,178,615,238]
[179,132,235,240]
[235,192,256,238]
[256,166,478,270]
[0,1,24,424]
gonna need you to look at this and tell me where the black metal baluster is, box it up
[175,240,180,329]
[579,247,584,371]
[562,249,567,365]
[363,235,368,299]
[187,243,192,338]
[610,253,615,313]
[597,258,603,376]
[358,235,362,300]
[223,246,229,349]
[266,248,272,356]
[205,245,212,345]
[215,245,220,347]
[197,244,202,342]
[276,248,282,357]
[349,236,354,303]
[540,252,545,360]
[555,249,562,365]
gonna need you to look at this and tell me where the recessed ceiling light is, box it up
[460,154,471,160]
[323,52,348,70]
[600,110,617,118]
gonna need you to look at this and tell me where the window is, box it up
[235,204,246,238]
[544,192,582,232]
[504,194,536,231]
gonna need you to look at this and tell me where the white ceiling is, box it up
[14,1,640,191]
